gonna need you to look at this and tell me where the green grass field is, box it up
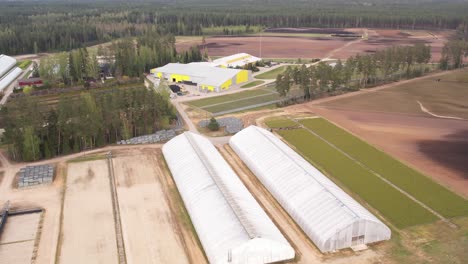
[300,118,468,218]
[241,80,265,88]
[255,66,288,79]
[264,117,298,128]
[277,128,437,228]
[187,88,280,114]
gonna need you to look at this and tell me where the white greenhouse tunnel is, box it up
[229,126,391,253]
[162,132,295,264]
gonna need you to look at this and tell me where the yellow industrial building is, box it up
[151,62,251,92]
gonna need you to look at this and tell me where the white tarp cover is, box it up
[0,67,22,92]
[229,126,391,252]
[0,55,17,78]
[162,132,295,264]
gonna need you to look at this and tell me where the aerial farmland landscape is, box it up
[0,0,467,264]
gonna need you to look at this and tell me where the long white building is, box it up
[0,54,22,92]
[229,126,391,253]
[162,132,295,264]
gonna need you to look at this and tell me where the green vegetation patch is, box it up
[17,60,32,70]
[241,80,265,88]
[265,117,297,128]
[278,128,437,228]
[187,89,272,108]
[203,93,280,114]
[67,154,107,163]
[300,118,468,218]
[255,66,288,79]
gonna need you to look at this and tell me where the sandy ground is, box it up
[112,149,192,264]
[59,160,118,264]
[218,145,384,264]
[0,213,41,264]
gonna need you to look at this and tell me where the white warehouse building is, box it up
[229,126,391,253]
[162,132,295,264]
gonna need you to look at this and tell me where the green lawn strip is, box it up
[203,93,280,113]
[300,118,468,218]
[255,66,287,79]
[17,60,32,70]
[278,128,437,228]
[187,89,272,108]
[265,117,297,128]
[241,80,265,88]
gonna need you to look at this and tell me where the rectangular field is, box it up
[276,127,437,228]
[59,160,118,264]
[0,213,41,264]
[299,118,468,218]
[113,153,191,264]
[187,88,280,114]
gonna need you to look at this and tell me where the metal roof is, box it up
[162,132,295,264]
[229,126,391,252]
[212,53,261,68]
[153,63,242,87]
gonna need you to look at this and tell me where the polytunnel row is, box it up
[162,132,295,264]
[229,126,391,253]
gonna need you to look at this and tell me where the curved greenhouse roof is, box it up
[162,132,294,264]
[229,126,391,252]
[0,67,22,92]
[0,55,17,78]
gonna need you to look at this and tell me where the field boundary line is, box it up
[106,152,127,264]
[288,118,457,228]
[417,101,466,120]
[199,91,277,109]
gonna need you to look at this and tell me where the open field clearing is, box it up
[0,213,41,264]
[273,126,437,228]
[186,87,280,115]
[321,69,468,119]
[176,28,451,60]
[299,118,468,218]
[112,150,195,264]
[59,160,118,264]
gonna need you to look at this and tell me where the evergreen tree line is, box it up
[1,87,175,161]
[1,0,467,55]
[276,43,433,99]
[38,31,203,85]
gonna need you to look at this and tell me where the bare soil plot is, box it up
[176,28,453,61]
[177,35,351,59]
[112,149,192,264]
[321,69,468,119]
[59,160,118,264]
[333,29,452,61]
[0,213,41,264]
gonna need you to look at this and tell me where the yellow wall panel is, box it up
[236,70,249,84]
[221,79,232,89]
[170,74,191,82]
